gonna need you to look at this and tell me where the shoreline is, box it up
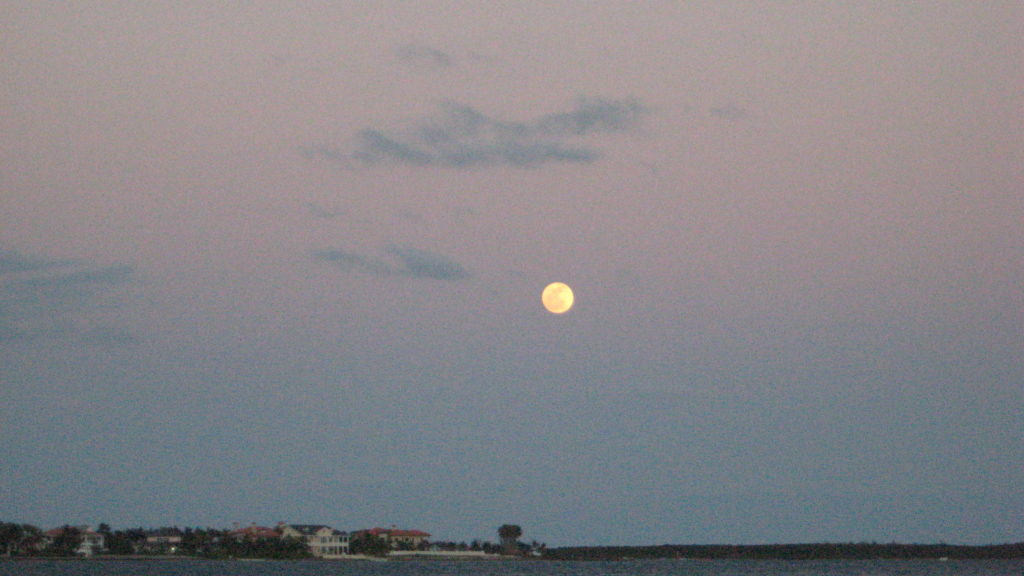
[0,553,510,562]
[5,541,1022,562]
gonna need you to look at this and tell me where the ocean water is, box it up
[1,558,1020,576]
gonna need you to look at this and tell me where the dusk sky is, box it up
[2,3,1021,546]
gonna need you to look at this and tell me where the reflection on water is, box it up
[0,558,1020,576]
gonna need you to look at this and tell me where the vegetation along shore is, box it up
[3,520,1021,560]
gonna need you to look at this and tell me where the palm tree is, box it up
[0,523,22,556]
[497,525,522,555]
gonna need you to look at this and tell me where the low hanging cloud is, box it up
[0,249,74,274]
[387,246,469,280]
[314,245,469,281]
[314,248,391,276]
[0,249,136,342]
[306,202,347,219]
[395,43,454,69]
[710,103,748,120]
[309,97,646,169]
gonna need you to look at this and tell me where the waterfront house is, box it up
[227,523,280,541]
[144,527,183,553]
[355,527,431,550]
[277,523,349,557]
[43,526,105,557]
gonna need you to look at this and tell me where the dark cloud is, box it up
[314,245,469,281]
[299,145,354,166]
[312,249,390,276]
[534,98,647,135]
[80,326,139,345]
[306,202,347,219]
[387,245,469,280]
[395,44,453,68]
[18,264,135,288]
[355,129,434,165]
[312,98,646,169]
[0,249,136,342]
[0,249,74,274]
[710,103,748,120]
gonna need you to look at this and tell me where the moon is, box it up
[542,282,574,314]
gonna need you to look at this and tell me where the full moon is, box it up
[542,282,574,314]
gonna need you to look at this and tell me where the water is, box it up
[1,558,1020,576]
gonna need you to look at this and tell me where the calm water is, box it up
[1,559,1020,576]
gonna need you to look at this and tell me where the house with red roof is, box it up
[355,527,431,550]
[43,526,105,557]
[227,523,280,541]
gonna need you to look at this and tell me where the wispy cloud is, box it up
[710,103,748,120]
[533,98,649,135]
[299,145,355,166]
[0,249,136,342]
[386,246,469,280]
[16,264,134,290]
[314,245,469,281]
[313,248,391,277]
[308,98,646,169]
[0,249,75,274]
[306,202,347,219]
[80,326,139,346]
[395,43,454,69]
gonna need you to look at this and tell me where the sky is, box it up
[1,2,1021,547]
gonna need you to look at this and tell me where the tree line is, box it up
[1,521,542,559]
[544,541,1024,561]
[0,522,309,559]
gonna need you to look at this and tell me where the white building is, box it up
[278,524,349,557]
[43,526,105,557]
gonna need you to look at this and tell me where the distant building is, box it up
[277,524,349,557]
[355,527,431,550]
[227,523,280,541]
[44,526,105,557]
[144,528,183,553]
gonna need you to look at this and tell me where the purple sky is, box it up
[2,3,1022,546]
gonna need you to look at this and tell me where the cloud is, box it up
[0,249,136,342]
[395,44,453,68]
[386,246,469,280]
[710,103,748,120]
[80,326,139,345]
[0,249,74,274]
[312,248,391,276]
[306,202,347,219]
[314,245,469,281]
[356,129,436,165]
[17,264,135,289]
[534,98,649,135]
[311,98,646,169]
[299,145,355,166]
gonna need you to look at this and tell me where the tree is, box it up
[0,523,44,556]
[350,532,390,557]
[104,529,136,555]
[181,527,218,556]
[0,523,23,556]
[24,525,43,555]
[498,524,522,555]
[94,524,113,555]
[43,526,82,557]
